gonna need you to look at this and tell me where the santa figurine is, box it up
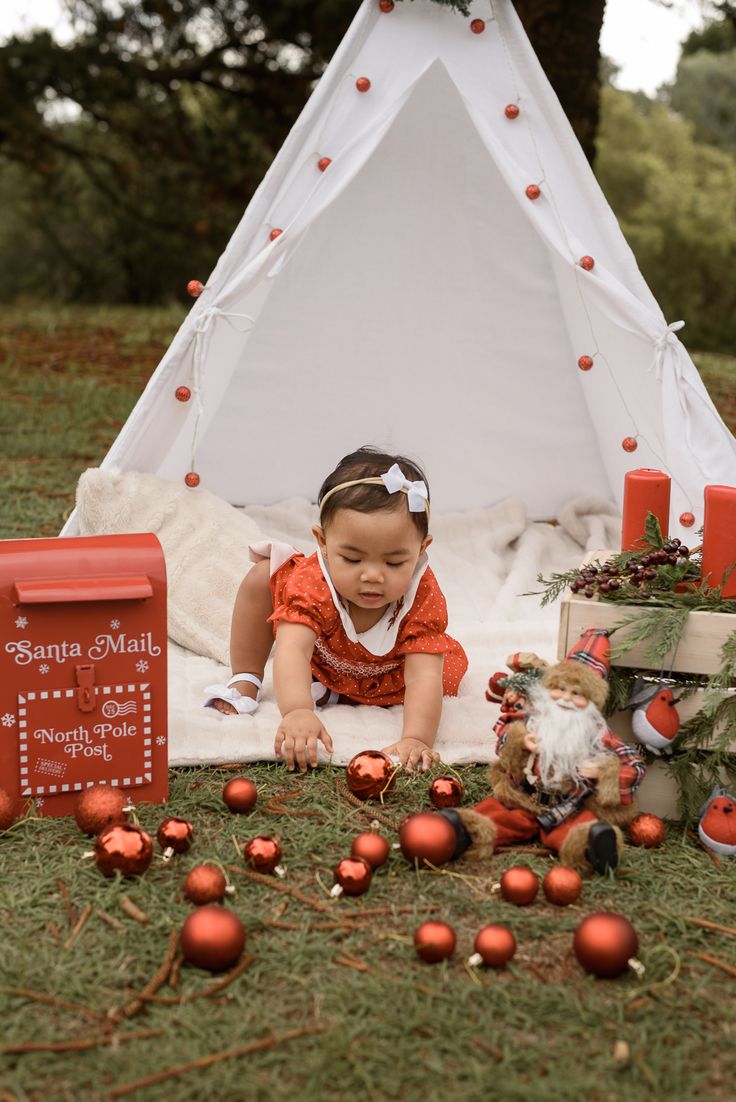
[443,629,646,875]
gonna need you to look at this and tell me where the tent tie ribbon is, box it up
[189,306,256,463]
[649,320,685,381]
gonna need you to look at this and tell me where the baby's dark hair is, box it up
[318,446,430,538]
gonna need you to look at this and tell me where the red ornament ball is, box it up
[504,103,520,120]
[333,856,373,896]
[429,775,463,809]
[525,184,541,201]
[573,912,639,978]
[94,823,153,878]
[269,228,283,241]
[470,19,485,33]
[351,831,390,869]
[679,512,695,528]
[0,788,18,831]
[414,921,456,963]
[318,156,332,172]
[345,750,396,801]
[356,77,371,93]
[222,777,258,814]
[578,354,594,372]
[542,866,583,906]
[175,385,191,402]
[579,255,595,271]
[180,905,246,972]
[157,816,194,856]
[379,0,394,11]
[500,866,539,906]
[186,279,204,297]
[184,864,228,906]
[628,813,666,848]
[74,785,128,836]
[399,812,456,868]
[244,835,282,874]
[472,924,517,968]
[184,471,200,488]
[622,437,638,453]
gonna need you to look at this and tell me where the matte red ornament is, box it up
[345,750,396,801]
[579,255,595,271]
[379,0,394,11]
[470,19,485,33]
[542,866,583,906]
[573,912,639,978]
[470,924,517,968]
[332,856,373,896]
[399,812,456,868]
[184,471,200,487]
[0,788,17,831]
[500,866,539,906]
[175,385,191,402]
[222,777,258,814]
[269,228,283,240]
[414,920,456,963]
[351,831,390,869]
[318,157,332,172]
[356,77,371,93]
[578,354,594,371]
[244,835,282,874]
[429,775,463,809]
[525,184,541,200]
[504,103,520,120]
[628,812,666,848]
[680,512,695,528]
[74,785,128,836]
[157,816,194,860]
[186,280,204,297]
[94,823,153,878]
[180,905,246,972]
[184,863,228,906]
[622,437,638,453]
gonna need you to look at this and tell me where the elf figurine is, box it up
[446,630,646,875]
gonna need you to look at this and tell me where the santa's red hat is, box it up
[541,629,611,711]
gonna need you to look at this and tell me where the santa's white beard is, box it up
[529,689,608,790]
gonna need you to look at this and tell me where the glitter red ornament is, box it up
[0,788,17,831]
[222,777,258,814]
[379,0,394,10]
[573,912,639,978]
[579,255,595,271]
[345,750,396,801]
[399,812,456,868]
[622,437,638,453]
[628,813,666,848]
[318,156,332,172]
[542,866,583,906]
[243,835,283,875]
[183,864,230,906]
[180,905,246,972]
[499,866,539,906]
[351,831,390,869]
[470,19,485,33]
[331,856,373,897]
[94,823,153,878]
[414,921,456,963]
[175,385,191,402]
[468,924,517,968]
[269,228,283,240]
[187,280,204,297]
[428,775,463,809]
[184,471,200,487]
[504,103,520,120]
[578,354,594,371]
[157,816,194,862]
[356,77,371,92]
[74,785,128,836]
[525,184,541,200]
[680,512,695,528]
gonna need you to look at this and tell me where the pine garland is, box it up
[403,0,473,14]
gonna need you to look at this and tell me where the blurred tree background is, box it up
[0,0,734,351]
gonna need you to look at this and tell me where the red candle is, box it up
[621,469,671,551]
[701,485,736,598]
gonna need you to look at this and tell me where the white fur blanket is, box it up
[75,470,621,766]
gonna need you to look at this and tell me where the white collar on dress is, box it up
[316,548,429,657]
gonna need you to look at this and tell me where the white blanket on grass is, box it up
[75,469,621,766]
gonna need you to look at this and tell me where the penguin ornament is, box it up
[627,678,681,755]
[698,789,736,857]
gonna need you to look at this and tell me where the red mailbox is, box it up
[0,534,168,818]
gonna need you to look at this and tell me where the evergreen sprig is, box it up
[609,605,692,665]
[404,0,473,13]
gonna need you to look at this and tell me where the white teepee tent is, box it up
[65,0,736,540]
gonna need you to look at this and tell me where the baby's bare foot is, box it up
[211,698,238,715]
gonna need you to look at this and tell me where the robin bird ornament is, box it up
[627,678,680,755]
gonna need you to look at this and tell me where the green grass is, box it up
[2,309,736,1102]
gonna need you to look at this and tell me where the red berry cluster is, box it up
[571,540,690,601]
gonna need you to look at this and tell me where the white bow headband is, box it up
[319,463,430,516]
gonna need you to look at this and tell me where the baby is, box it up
[205,447,468,772]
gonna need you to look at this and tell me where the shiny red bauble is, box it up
[500,866,539,906]
[333,856,373,896]
[679,512,695,528]
[244,835,282,874]
[472,924,517,968]
[269,228,283,240]
[157,816,194,856]
[318,157,332,172]
[379,0,394,11]
[578,354,594,371]
[470,18,485,33]
[414,921,456,963]
[180,905,246,972]
[175,385,191,402]
[183,863,228,906]
[579,255,595,271]
[222,777,258,814]
[573,912,639,978]
[94,823,153,878]
[504,103,520,120]
[628,813,666,848]
[542,866,583,906]
[428,775,463,809]
[74,785,128,836]
[622,437,638,453]
[186,279,203,297]
[0,788,17,831]
[351,831,390,869]
[345,750,396,801]
[184,471,200,487]
[525,184,541,200]
[356,77,371,92]
[399,812,456,868]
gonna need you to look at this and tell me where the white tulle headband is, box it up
[319,463,430,517]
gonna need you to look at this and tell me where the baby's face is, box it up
[313,507,430,612]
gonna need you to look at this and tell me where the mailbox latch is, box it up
[75,664,97,713]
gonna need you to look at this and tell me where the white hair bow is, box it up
[380,463,429,513]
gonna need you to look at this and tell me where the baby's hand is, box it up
[275,708,334,773]
[381,737,438,773]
